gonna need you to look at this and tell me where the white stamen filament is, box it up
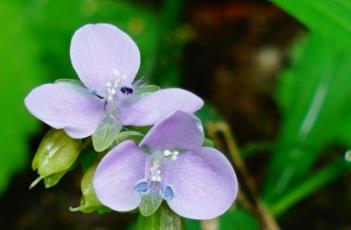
[106,69,126,102]
[163,149,179,161]
[113,69,120,76]
[163,150,171,157]
[148,150,180,183]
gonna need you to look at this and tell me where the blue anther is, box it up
[135,181,149,194]
[163,186,175,200]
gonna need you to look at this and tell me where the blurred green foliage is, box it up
[263,33,351,202]
[220,209,259,230]
[271,0,351,50]
[263,0,351,206]
[0,0,43,195]
[26,0,161,81]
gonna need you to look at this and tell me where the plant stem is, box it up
[207,122,280,230]
[160,204,182,230]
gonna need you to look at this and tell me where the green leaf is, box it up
[264,33,351,203]
[271,0,351,50]
[270,158,351,216]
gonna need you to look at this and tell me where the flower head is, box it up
[93,111,238,220]
[24,24,203,151]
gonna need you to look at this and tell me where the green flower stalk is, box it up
[30,129,83,189]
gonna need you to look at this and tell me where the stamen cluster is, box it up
[106,70,127,101]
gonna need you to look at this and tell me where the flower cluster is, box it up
[25,23,238,220]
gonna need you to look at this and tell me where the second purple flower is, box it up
[93,111,238,220]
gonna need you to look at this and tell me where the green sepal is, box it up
[115,131,144,145]
[92,117,122,152]
[139,191,163,217]
[43,171,66,188]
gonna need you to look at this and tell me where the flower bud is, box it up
[30,129,83,189]
[70,164,109,213]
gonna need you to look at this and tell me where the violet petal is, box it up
[70,23,140,95]
[93,140,147,212]
[118,88,204,126]
[140,111,204,151]
[24,82,105,138]
[162,147,238,220]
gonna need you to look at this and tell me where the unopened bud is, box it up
[70,164,108,213]
[30,129,83,189]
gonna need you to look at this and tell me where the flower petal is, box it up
[118,88,204,126]
[140,111,204,151]
[70,23,140,95]
[162,147,238,220]
[93,140,147,212]
[24,82,104,138]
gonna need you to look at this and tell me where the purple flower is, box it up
[24,23,203,150]
[93,111,238,219]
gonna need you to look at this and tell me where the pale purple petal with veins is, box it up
[24,82,105,138]
[162,147,238,220]
[140,110,204,151]
[70,23,140,95]
[93,140,147,212]
[118,88,204,126]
